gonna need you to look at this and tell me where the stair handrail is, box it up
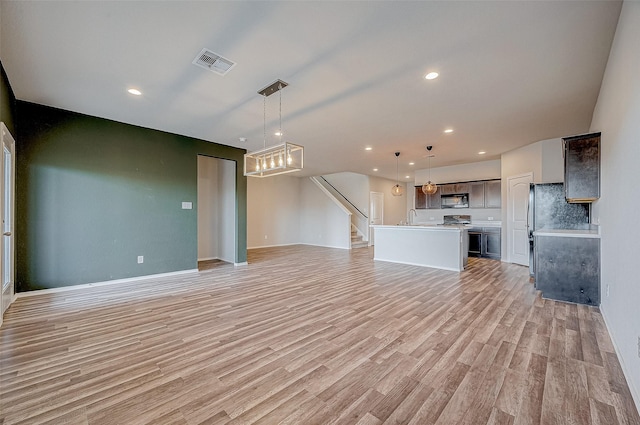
[318,176,368,219]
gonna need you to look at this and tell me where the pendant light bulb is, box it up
[392,152,403,196]
[422,146,438,195]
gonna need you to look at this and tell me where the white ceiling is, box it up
[0,1,622,181]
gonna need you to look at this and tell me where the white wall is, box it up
[369,175,407,226]
[247,174,300,248]
[299,178,351,249]
[414,159,501,185]
[323,172,370,216]
[589,0,640,409]
[197,156,219,260]
[501,138,563,185]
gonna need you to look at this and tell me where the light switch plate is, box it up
[182,202,193,210]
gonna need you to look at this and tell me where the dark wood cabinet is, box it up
[535,235,600,306]
[563,132,600,203]
[415,186,441,209]
[415,186,427,209]
[468,227,501,260]
[484,228,501,259]
[469,182,485,208]
[439,184,455,195]
[484,180,501,208]
[426,191,441,209]
[417,179,500,210]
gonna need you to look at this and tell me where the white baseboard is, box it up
[17,269,199,298]
[600,305,640,415]
[298,243,350,250]
[247,242,300,249]
[234,262,248,267]
[197,256,219,262]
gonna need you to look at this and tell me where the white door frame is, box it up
[506,172,533,265]
[369,191,384,246]
[1,122,16,325]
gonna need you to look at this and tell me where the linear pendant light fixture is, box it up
[422,145,438,195]
[391,152,403,196]
[244,80,304,178]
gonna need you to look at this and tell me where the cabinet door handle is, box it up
[3,232,10,236]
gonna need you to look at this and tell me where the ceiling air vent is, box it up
[192,48,236,76]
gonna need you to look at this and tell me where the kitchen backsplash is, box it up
[414,208,502,224]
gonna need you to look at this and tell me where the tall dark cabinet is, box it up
[563,132,601,203]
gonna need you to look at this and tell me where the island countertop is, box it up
[371,225,468,271]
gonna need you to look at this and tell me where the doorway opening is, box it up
[197,155,237,271]
[1,123,16,325]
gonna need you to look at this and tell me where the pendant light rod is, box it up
[392,151,403,196]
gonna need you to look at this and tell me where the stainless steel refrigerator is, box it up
[527,183,590,278]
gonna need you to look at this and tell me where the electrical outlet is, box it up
[264,235,268,240]
[488,216,494,221]
[606,284,610,297]
[429,217,435,221]
[137,256,144,264]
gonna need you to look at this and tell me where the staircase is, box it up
[351,230,369,249]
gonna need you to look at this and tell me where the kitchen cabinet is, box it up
[416,179,501,210]
[484,180,501,208]
[439,183,469,195]
[415,186,426,209]
[564,132,600,203]
[468,227,501,260]
[469,182,485,208]
[414,186,441,209]
[534,235,600,306]
[439,184,455,195]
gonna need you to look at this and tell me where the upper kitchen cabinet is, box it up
[469,182,485,208]
[563,132,601,203]
[440,183,470,195]
[415,186,426,209]
[414,186,441,209]
[484,180,501,208]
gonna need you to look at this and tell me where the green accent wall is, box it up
[16,101,247,291]
[1,60,17,136]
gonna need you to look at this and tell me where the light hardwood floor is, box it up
[1,245,638,425]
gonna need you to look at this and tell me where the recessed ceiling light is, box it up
[478,151,486,155]
[127,88,142,96]
[425,72,439,80]
[444,129,454,134]
[409,162,415,165]
[365,147,372,151]
[373,168,378,172]
[274,131,283,136]
[405,175,411,179]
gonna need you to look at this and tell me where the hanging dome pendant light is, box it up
[422,146,438,195]
[391,152,403,196]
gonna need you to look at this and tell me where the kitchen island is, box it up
[371,225,469,272]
